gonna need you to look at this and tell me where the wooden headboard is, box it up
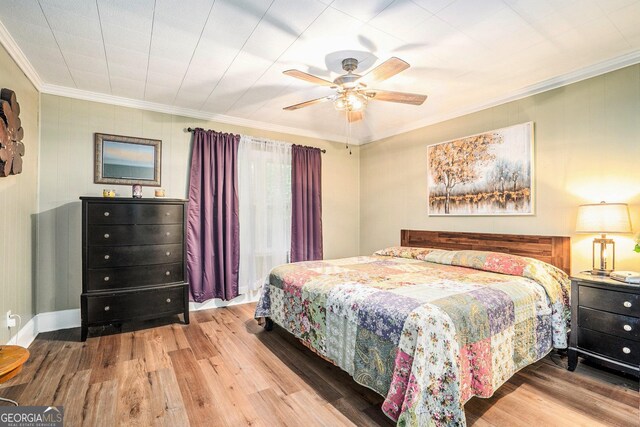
[401,230,571,275]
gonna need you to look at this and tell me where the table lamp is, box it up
[576,201,632,276]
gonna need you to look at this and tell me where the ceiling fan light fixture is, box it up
[348,93,365,111]
[334,91,368,112]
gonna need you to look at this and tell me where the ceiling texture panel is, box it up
[144,0,216,103]
[368,0,433,39]
[0,0,638,142]
[98,0,154,97]
[173,0,273,109]
[0,0,74,86]
[38,0,111,92]
[329,0,396,23]
[607,1,640,46]
[202,0,328,114]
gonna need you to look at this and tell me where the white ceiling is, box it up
[1,0,639,143]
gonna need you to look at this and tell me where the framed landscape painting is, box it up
[94,133,161,186]
[427,122,534,216]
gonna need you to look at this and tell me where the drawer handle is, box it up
[165,232,171,236]
[104,276,110,281]
[104,254,110,260]
[104,211,110,217]
[165,271,171,276]
[104,306,110,311]
[623,347,631,354]
[165,212,171,216]
[166,298,171,303]
[104,233,110,239]
[624,324,632,332]
[624,301,632,308]
[166,251,171,256]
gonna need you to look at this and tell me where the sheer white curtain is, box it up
[238,136,292,294]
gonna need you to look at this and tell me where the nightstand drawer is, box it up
[579,307,640,341]
[579,285,640,316]
[577,328,639,365]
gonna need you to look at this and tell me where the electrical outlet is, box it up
[6,310,16,328]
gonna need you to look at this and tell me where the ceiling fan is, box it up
[282,57,427,123]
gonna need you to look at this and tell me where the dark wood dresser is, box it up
[80,197,190,341]
[568,272,639,376]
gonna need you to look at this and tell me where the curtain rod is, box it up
[186,127,326,153]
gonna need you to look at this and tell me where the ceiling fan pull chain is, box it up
[346,110,352,155]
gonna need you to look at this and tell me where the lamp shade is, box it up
[575,202,632,233]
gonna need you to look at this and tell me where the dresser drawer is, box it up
[86,286,185,324]
[88,243,182,268]
[577,328,640,365]
[579,285,640,317]
[86,263,183,291]
[87,203,183,225]
[88,224,183,246]
[579,307,640,341]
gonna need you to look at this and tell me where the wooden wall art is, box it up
[0,88,25,177]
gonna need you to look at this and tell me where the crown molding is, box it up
[0,19,44,90]
[39,83,352,143]
[360,49,640,144]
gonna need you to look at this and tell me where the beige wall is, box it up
[30,63,640,314]
[360,64,640,275]
[0,43,39,343]
[37,94,360,312]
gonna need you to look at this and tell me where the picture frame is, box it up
[94,133,161,186]
[427,122,534,216]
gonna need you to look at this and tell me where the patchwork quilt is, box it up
[255,247,571,426]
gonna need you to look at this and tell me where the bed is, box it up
[255,230,571,426]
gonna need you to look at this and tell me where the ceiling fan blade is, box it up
[347,111,363,123]
[283,70,335,87]
[357,57,409,86]
[367,89,427,105]
[283,96,333,111]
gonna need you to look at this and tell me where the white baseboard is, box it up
[189,290,261,311]
[7,294,260,349]
[37,309,81,333]
[6,315,38,348]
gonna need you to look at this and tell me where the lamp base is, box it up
[591,268,613,277]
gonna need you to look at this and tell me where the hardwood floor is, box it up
[1,303,638,426]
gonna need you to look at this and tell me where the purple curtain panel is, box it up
[291,145,323,262]
[186,129,240,302]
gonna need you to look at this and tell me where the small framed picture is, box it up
[94,133,161,186]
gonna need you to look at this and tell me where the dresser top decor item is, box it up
[0,88,25,177]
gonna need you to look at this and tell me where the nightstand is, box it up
[568,272,639,376]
